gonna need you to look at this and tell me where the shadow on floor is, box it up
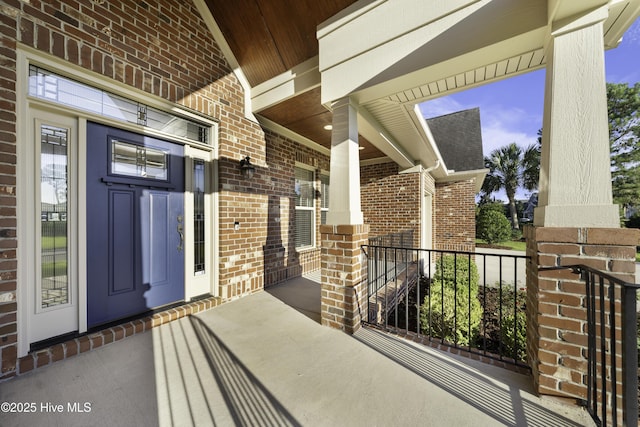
[265,273,321,323]
[189,316,302,426]
[354,327,590,427]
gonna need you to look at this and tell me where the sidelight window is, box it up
[40,125,69,308]
[193,159,206,274]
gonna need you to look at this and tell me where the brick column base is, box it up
[525,226,639,403]
[320,224,369,334]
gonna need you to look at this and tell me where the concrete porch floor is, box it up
[0,275,594,427]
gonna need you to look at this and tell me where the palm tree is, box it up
[482,142,539,230]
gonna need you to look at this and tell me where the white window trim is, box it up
[320,171,330,225]
[295,163,316,250]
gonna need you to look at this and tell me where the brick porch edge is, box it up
[0,297,222,381]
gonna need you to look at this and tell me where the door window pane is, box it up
[111,140,167,180]
[41,125,69,308]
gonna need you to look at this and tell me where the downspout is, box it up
[423,159,440,174]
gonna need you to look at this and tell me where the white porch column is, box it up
[326,97,363,225]
[534,6,619,227]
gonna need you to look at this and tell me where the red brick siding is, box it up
[361,162,421,248]
[434,180,476,252]
[525,226,640,424]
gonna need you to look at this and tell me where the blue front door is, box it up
[86,122,185,328]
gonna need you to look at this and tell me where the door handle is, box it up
[177,215,184,252]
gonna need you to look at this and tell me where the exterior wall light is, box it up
[240,156,256,180]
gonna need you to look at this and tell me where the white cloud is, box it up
[481,126,531,155]
[479,105,540,154]
[622,18,640,45]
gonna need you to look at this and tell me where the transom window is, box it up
[28,65,210,145]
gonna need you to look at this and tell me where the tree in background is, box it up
[607,82,640,217]
[481,142,539,230]
[476,203,512,244]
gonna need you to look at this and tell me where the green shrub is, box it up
[421,286,482,347]
[511,228,523,241]
[421,255,482,346]
[433,254,479,295]
[500,311,527,362]
[477,206,512,244]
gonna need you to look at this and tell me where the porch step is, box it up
[368,261,419,323]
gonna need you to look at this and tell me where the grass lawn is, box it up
[41,235,67,250]
[476,239,527,252]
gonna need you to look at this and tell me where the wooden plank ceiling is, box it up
[203,0,383,160]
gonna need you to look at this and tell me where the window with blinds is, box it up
[295,167,315,248]
[320,174,329,225]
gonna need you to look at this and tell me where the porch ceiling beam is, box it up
[255,114,330,157]
[318,0,547,105]
[251,56,321,113]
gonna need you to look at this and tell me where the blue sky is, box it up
[419,17,640,201]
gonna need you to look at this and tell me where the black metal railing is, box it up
[368,230,414,248]
[546,265,639,427]
[362,241,529,368]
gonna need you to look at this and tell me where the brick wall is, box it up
[320,224,369,333]
[259,131,329,288]
[434,179,476,252]
[361,162,421,248]
[525,226,639,424]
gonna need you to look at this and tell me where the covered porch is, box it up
[0,286,593,426]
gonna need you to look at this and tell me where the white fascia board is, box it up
[356,106,415,169]
[255,114,330,157]
[359,156,393,167]
[551,4,609,37]
[251,56,321,113]
[409,104,449,176]
[603,0,640,48]
[436,168,489,193]
[193,0,257,123]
